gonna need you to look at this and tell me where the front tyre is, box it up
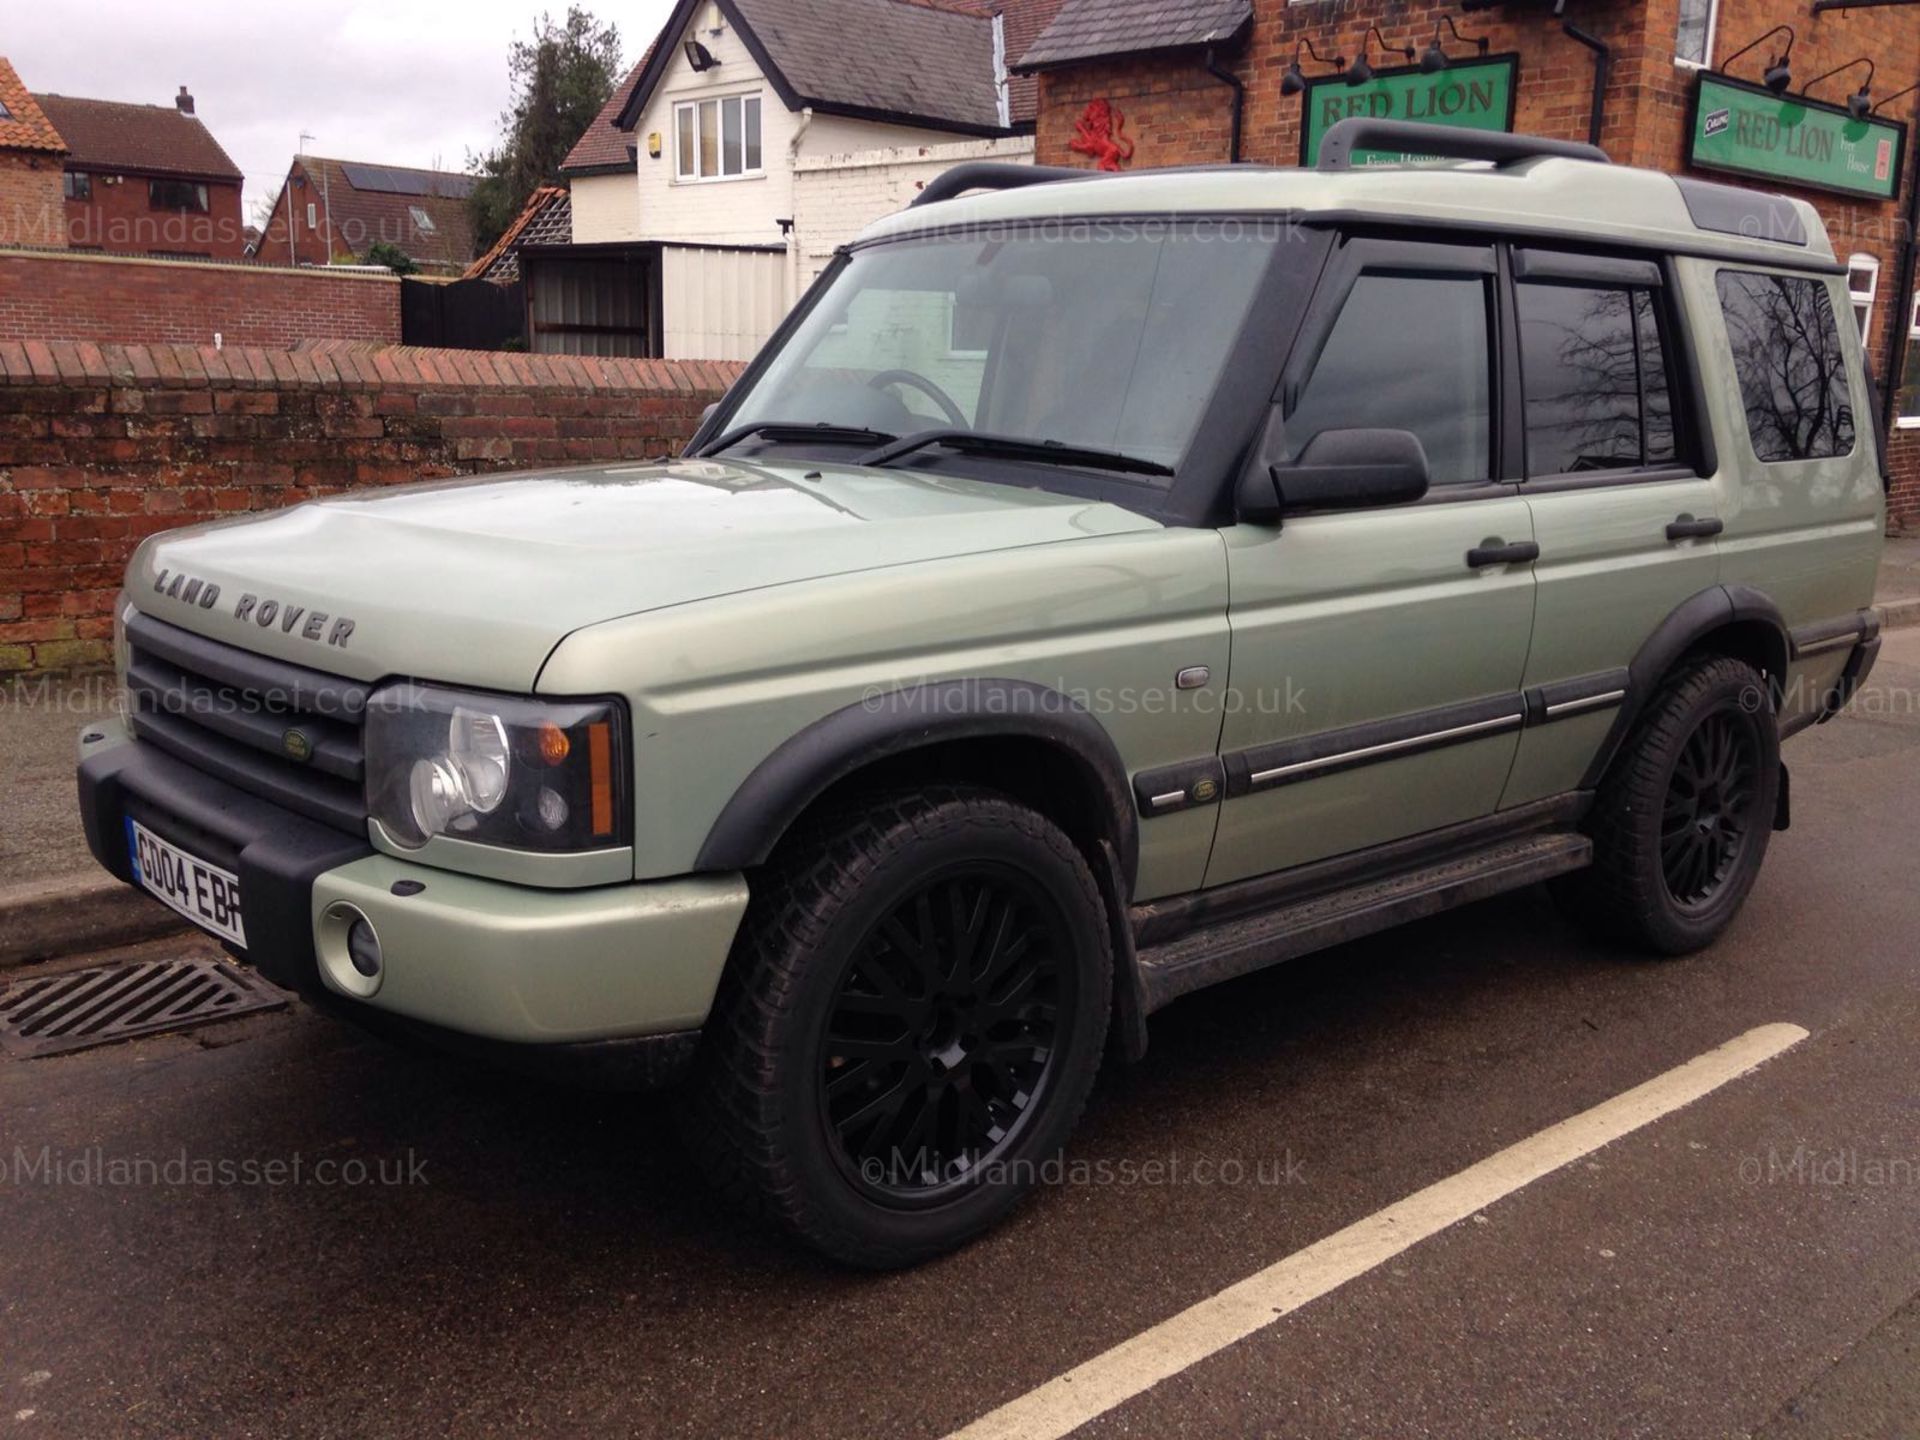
[686,787,1111,1267]
[1558,654,1779,955]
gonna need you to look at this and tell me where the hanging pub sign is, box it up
[1299,55,1519,167]
[1687,72,1906,202]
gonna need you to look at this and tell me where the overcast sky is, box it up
[11,0,675,220]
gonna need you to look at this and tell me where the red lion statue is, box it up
[1069,99,1134,171]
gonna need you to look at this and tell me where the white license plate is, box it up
[126,818,248,948]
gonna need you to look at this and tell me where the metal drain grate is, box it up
[0,959,287,1058]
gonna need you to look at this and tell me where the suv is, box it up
[79,121,1885,1266]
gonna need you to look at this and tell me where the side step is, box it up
[1136,831,1592,1014]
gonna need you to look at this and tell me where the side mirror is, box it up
[699,401,719,427]
[1263,428,1431,516]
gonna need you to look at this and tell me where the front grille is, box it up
[124,610,370,835]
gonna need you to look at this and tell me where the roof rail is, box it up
[910,161,1105,208]
[1317,119,1609,172]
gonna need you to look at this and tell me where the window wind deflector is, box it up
[697,421,898,457]
[858,428,1175,478]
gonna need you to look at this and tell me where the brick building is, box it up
[0,58,68,249]
[32,85,246,259]
[252,156,477,275]
[1012,0,1920,527]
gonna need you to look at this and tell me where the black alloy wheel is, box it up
[1660,705,1761,908]
[821,864,1074,1203]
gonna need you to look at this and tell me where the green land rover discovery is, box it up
[80,120,1886,1266]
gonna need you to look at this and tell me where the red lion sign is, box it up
[1069,99,1134,171]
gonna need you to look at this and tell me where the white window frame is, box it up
[1847,253,1880,349]
[1674,0,1720,70]
[673,92,764,183]
[306,201,317,230]
[1900,289,1920,430]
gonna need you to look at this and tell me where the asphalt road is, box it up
[4,633,1920,1438]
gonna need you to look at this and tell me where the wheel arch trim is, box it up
[692,678,1140,888]
[1579,585,1791,790]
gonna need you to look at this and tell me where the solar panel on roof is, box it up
[338,161,476,199]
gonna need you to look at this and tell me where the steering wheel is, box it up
[866,369,968,428]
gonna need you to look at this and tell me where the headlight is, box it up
[365,683,629,852]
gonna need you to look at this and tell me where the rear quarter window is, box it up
[1714,270,1856,462]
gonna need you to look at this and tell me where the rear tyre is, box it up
[684,787,1111,1268]
[1556,654,1779,955]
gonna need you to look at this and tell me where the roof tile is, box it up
[31,91,241,179]
[1012,0,1250,70]
[0,58,67,154]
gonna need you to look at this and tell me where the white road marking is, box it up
[947,1022,1809,1440]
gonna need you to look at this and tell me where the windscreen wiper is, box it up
[857,427,1174,478]
[697,421,897,458]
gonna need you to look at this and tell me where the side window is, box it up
[1282,272,1492,485]
[1516,280,1677,475]
[1715,270,1856,462]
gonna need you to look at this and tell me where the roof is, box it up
[856,156,1836,270]
[616,0,1012,137]
[31,92,241,180]
[562,55,650,174]
[0,58,66,154]
[1011,0,1251,71]
[292,156,478,272]
[465,185,572,281]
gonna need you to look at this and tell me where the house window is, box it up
[1898,290,1920,429]
[0,99,12,120]
[1675,0,1719,67]
[63,171,92,201]
[409,205,436,234]
[674,94,763,181]
[306,202,318,230]
[150,179,210,213]
[1847,253,1879,349]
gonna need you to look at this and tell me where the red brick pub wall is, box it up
[0,340,742,673]
[1029,0,1920,528]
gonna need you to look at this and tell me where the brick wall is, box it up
[0,248,400,349]
[57,175,250,260]
[0,340,742,673]
[1028,0,1920,528]
[0,154,66,248]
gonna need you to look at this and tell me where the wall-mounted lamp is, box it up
[1346,26,1414,87]
[1279,37,1345,97]
[1721,24,1795,95]
[1802,56,1875,119]
[647,131,663,158]
[684,39,719,71]
[1421,16,1489,74]
[1871,81,1918,116]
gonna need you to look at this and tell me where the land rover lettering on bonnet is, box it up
[151,570,356,648]
[80,120,1887,1268]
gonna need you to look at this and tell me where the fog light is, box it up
[347,918,383,978]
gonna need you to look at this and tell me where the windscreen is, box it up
[723,222,1279,476]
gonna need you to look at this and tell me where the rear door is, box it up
[1206,235,1538,887]
[1500,248,1724,807]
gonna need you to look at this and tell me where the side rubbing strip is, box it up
[1133,758,1226,818]
[1525,668,1632,726]
[1223,694,1525,798]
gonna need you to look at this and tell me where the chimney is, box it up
[176,86,195,116]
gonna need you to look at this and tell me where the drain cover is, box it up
[0,958,287,1058]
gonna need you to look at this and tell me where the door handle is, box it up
[1666,516,1724,541]
[1466,540,1540,568]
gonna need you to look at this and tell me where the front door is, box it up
[1206,236,1538,888]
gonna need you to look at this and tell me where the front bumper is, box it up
[78,725,748,1074]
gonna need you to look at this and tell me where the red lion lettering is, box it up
[1069,98,1134,171]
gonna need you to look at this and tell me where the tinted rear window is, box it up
[1517,281,1678,475]
[1715,270,1855,462]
